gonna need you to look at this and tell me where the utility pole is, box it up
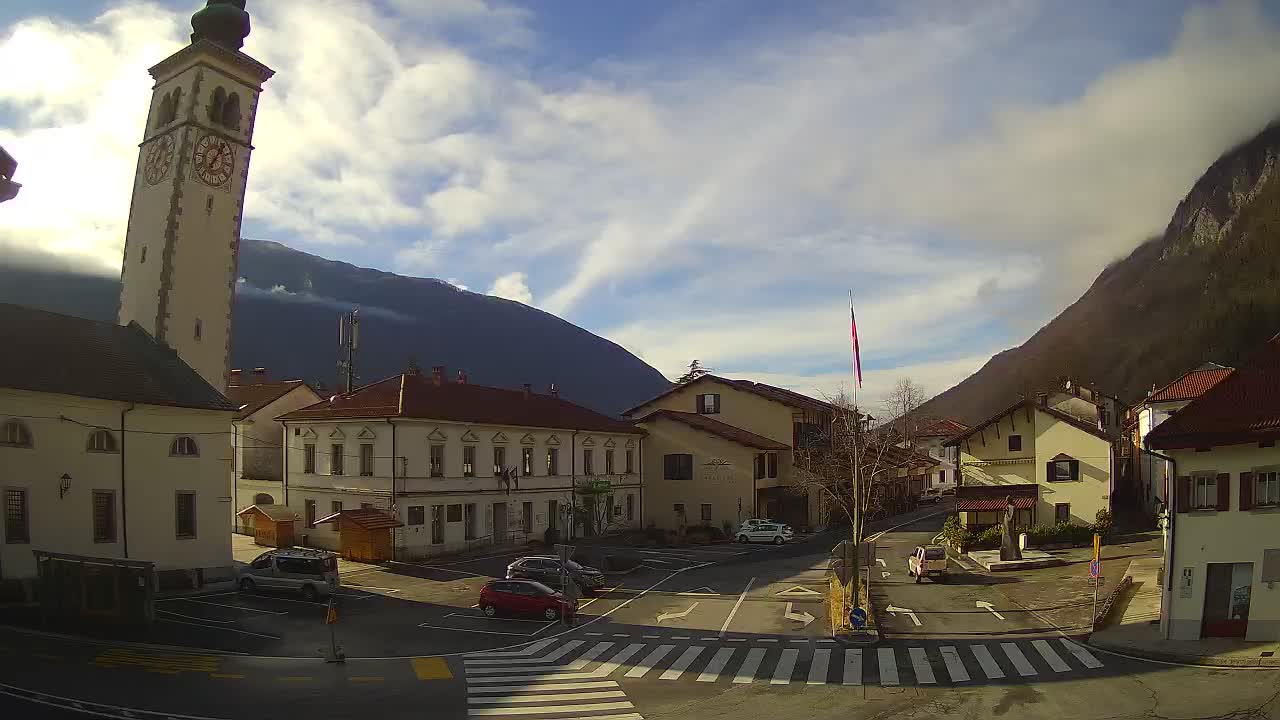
[337,309,360,394]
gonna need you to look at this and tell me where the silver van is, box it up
[238,548,340,601]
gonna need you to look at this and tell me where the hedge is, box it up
[938,514,1101,552]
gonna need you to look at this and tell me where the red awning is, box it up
[956,497,1036,512]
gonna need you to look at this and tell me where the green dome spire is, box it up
[190,0,251,51]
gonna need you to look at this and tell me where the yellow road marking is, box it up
[279,676,313,681]
[210,673,244,679]
[411,657,453,680]
[348,676,384,683]
[147,668,180,675]
[35,653,63,661]
[93,648,221,674]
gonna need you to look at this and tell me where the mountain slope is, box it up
[925,120,1280,423]
[0,240,672,416]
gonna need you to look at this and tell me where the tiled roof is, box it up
[623,374,835,417]
[911,417,970,438]
[315,508,402,530]
[1147,336,1280,449]
[957,496,1036,511]
[277,372,642,435]
[228,379,310,420]
[0,303,235,412]
[943,399,1111,446]
[1148,367,1234,403]
[633,409,789,450]
[237,504,298,522]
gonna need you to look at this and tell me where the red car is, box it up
[480,579,577,621]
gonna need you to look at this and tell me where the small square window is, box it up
[700,503,712,522]
[1008,435,1022,452]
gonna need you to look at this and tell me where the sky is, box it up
[3,0,1280,409]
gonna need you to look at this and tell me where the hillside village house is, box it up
[0,304,237,593]
[1147,335,1280,642]
[1122,363,1233,520]
[625,375,835,531]
[945,391,1115,530]
[902,417,969,491]
[227,369,321,528]
[274,366,644,559]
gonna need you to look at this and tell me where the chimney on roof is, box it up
[548,382,558,398]
[522,383,532,399]
[406,356,421,376]
[432,366,444,386]
[230,369,243,385]
[457,369,467,384]
[251,367,267,383]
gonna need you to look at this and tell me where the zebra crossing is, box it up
[462,634,1106,712]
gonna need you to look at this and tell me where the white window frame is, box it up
[1256,470,1280,507]
[1193,474,1217,510]
[171,435,199,457]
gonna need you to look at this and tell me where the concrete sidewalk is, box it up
[1088,556,1280,667]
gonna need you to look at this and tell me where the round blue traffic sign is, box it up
[850,607,868,628]
[1089,559,1100,578]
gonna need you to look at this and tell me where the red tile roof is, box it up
[623,374,834,417]
[1148,366,1234,403]
[277,373,642,435]
[228,380,312,420]
[943,399,1112,446]
[315,508,402,530]
[634,409,789,450]
[957,496,1036,511]
[1147,337,1280,449]
[912,417,970,438]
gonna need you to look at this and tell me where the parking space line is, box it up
[157,618,281,639]
[718,577,755,636]
[236,594,326,607]
[156,609,237,625]
[445,612,550,624]
[165,598,288,615]
[418,623,539,637]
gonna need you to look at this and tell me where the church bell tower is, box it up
[117,0,274,393]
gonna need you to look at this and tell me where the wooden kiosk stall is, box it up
[314,508,402,562]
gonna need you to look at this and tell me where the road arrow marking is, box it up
[774,585,823,598]
[881,571,891,579]
[976,601,1005,620]
[657,602,699,623]
[886,605,921,627]
[783,602,815,627]
[876,559,886,567]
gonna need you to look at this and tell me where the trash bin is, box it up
[1018,532,1029,550]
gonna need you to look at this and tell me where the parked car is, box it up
[735,518,778,534]
[939,486,956,496]
[238,548,339,601]
[480,579,576,621]
[736,522,794,545]
[507,556,606,596]
[918,488,943,504]
[907,544,948,583]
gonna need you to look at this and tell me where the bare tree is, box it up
[882,377,928,442]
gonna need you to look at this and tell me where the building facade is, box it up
[946,399,1114,529]
[228,370,321,529]
[1,305,237,590]
[625,375,832,531]
[276,367,644,559]
[1148,337,1280,642]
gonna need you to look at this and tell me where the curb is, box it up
[1085,637,1280,669]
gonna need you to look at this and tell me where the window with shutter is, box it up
[1176,476,1191,513]
[1239,472,1253,511]
[1215,473,1230,511]
[754,454,765,480]
[1257,471,1280,506]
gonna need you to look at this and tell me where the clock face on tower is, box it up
[192,133,235,187]
[143,134,175,185]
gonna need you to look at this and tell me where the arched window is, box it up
[253,493,274,505]
[207,87,226,124]
[155,91,171,129]
[87,429,118,453]
[171,435,199,457]
[167,87,182,123]
[2,419,32,448]
[221,92,241,130]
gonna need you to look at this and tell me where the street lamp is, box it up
[59,473,72,499]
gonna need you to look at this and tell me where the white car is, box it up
[737,522,794,545]
[735,518,778,534]
[907,545,948,583]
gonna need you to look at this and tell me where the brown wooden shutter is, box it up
[1046,462,1054,483]
[1070,459,1080,481]
[1215,473,1231,511]
[1239,472,1253,511]
[713,394,721,413]
[1176,476,1191,513]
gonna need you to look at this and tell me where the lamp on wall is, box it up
[59,473,72,499]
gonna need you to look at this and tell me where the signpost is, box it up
[1090,533,1102,625]
[323,596,344,663]
[850,606,867,629]
[556,543,577,625]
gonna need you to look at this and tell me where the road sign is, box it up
[850,606,867,629]
[1093,533,1101,562]
[1089,559,1100,578]
[830,558,854,586]
[555,543,575,562]
[325,603,337,624]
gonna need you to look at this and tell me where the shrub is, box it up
[1093,509,1114,539]
[970,525,1003,550]
[937,515,974,552]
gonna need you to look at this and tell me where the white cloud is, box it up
[488,271,532,305]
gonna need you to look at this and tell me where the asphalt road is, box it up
[3,508,1275,720]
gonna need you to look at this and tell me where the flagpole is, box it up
[848,290,862,619]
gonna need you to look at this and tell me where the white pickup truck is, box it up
[907,545,948,583]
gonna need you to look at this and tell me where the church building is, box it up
[0,1,274,597]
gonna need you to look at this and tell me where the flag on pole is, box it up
[849,294,862,389]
